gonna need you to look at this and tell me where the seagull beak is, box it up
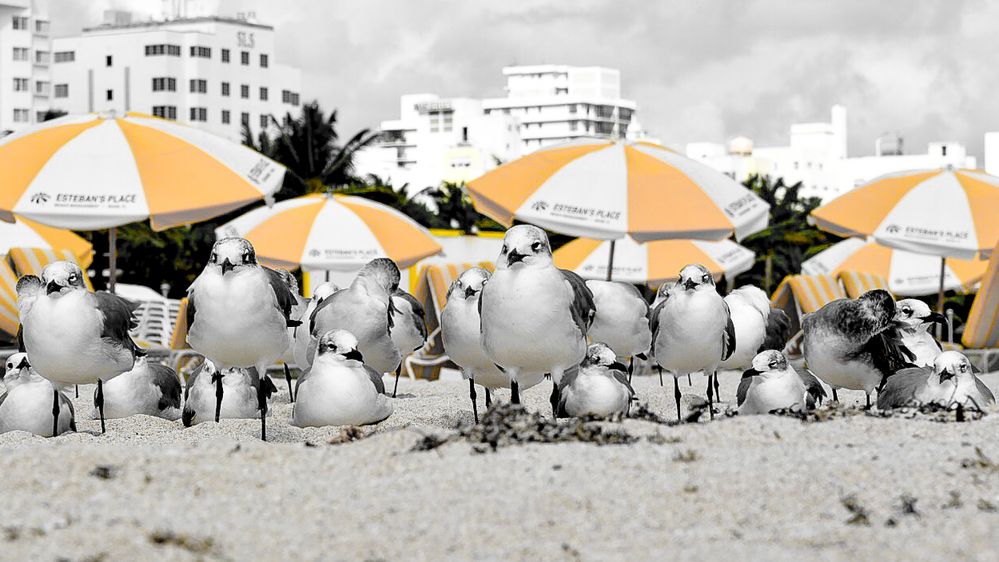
[16,357,29,370]
[609,361,628,373]
[683,279,697,291]
[343,349,364,363]
[46,280,61,294]
[464,286,477,299]
[939,370,956,382]
[741,367,762,379]
[221,259,235,275]
[920,312,948,326]
[506,250,526,266]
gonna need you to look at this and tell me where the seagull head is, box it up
[934,351,972,383]
[4,352,30,375]
[894,299,947,332]
[498,225,551,270]
[210,237,257,275]
[311,282,340,303]
[317,329,364,363]
[676,264,714,293]
[582,343,629,372]
[745,350,789,379]
[450,267,490,301]
[857,289,897,327]
[275,268,300,295]
[358,258,401,292]
[41,261,86,296]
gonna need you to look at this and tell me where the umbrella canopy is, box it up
[467,138,770,242]
[215,193,443,271]
[0,216,92,268]
[553,236,755,285]
[0,112,284,231]
[811,168,999,260]
[802,238,988,296]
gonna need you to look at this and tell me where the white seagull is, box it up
[186,237,299,440]
[720,285,771,371]
[0,353,75,436]
[893,298,948,368]
[292,330,393,427]
[384,262,428,397]
[737,350,826,415]
[92,356,182,421]
[17,261,142,434]
[441,267,544,422]
[585,280,652,380]
[557,343,635,418]
[878,351,994,410]
[650,264,736,421]
[479,225,595,413]
[182,359,276,427]
[291,281,340,377]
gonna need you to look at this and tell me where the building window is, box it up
[152,77,176,92]
[53,51,75,63]
[35,50,49,64]
[221,48,230,63]
[241,112,250,126]
[105,55,113,67]
[555,87,568,95]
[240,84,249,99]
[12,47,28,61]
[259,53,269,68]
[259,115,268,129]
[152,105,177,120]
[13,108,29,122]
[12,16,28,30]
[35,81,48,95]
[54,84,68,98]
[240,51,250,65]
[169,44,181,56]
[13,78,29,92]
[106,89,113,101]
[145,44,180,56]
[282,91,300,105]
[259,87,268,101]
[190,46,211,58]
[221,82,230,96]
[35,20,49,33]
[190,79,207,93]
[189,107,207,122]
[222,110,230,124]
[36,111,48,122]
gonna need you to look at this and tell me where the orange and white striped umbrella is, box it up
[467,138,769,242]
[216,193,443,270]
[0,216,92,268]
[801,237,987,296]
[0,112,284,231]
[811,168,999,260]
[553,236,755,285]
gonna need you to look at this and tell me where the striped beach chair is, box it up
[839,271,891,299]
[770,274,847,351]
[8,247,96,291]
[961,242,999,371]
[0,259,20,343]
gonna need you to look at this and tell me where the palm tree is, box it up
[424,181,503,233]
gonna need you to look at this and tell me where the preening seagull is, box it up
[737,350,826,415]
[877,351,994,410]
[389,280,428,398]
[585,280,652,381]
[93,356,182,421]
[186,237,298,440]
[17,261,141,434]
[0,353,75,436]
[276,268,309,402]
[292,281,340,376]
[479,225,595,412]
[441,267,544,422]
[893,298,947,368]
[557,343,635,418]
[650,264,736,421]
[761,306,792,353]
[720,285,771,371]
[292,329,393,427]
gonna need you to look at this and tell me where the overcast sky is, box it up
[52,0,999,160]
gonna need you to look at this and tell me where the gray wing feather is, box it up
[721,300,736,361]
[975,377,995,406]
[648,299,667,358]
[365,365,386,395]
[611,368,635,398]
[797,369,828,406]
[736,372,755,407]
[876,367,931,409]
[559,269,596,335]
[149,363,182,410]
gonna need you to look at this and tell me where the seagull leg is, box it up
[469,378,479,424]
[258,375,268,442]
[75,385,78,398]
[284,364,294,402]
[673,376,682,421]
[706,371,715,420]
[656,366,664,386]
[865,393,871,410]
[485,389,492,409]
[51,388,60,437]
[392,365,401,398]
[549,376,560,419]
[96,379,106,434]
[832,388,838,402]
[713,373,720,402]
[212,373,223,423]
[511,380,520,405]
[687,373,692,386]
[628,356,634,384]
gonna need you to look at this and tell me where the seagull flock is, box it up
[2,224,993,439]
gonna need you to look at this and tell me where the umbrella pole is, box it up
[108,227,117,294]
[606,240,616,282]
[936,256,945,313]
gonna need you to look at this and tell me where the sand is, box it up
[1,369,999,561]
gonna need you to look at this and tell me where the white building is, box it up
[0,0,52,135]
[687,106,976,202]
[482,65,640,152]
[50,9,301,142]
[354,93,522,193]
[984,132,999,177]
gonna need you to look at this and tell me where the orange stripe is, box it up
[552,238,603,270]
[625,146,730,237]
[338,199,442,267]
[243,199,324,265]
[19,217,93,268]
[0,119,103,219]
[838,243,892,277]
[812,171,938,235]
[964,240,999,348]
[646,240,722,282]
[116,119,264,231]
[955,171,999,254]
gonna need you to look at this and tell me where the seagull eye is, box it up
[531,241,542,252]
[210,252,217,263]
[501,245,508,254]
[702,274,710,282]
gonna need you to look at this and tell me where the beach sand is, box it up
[2,369,999,561]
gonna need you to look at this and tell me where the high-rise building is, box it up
[50,9,301,142]
[0,0,53,135]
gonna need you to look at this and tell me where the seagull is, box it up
[650,264,736,421]
[186,237,299,440]
[720,285,771,371]
[276,269,309,402]
[893,299,947,367]
[291,281,340,376]
[0,353,75,436]
[292,329,393,427]
[308,259,401,380]
[557,343,635,418]
[17,261,141,434]
[387,271,428,398]
[182,359,276,427]
[648,282,672,387]
[737,350,826,415]
[878,351,994,410]
[92,356,182,421]
[803,289,914,408]
[479,225,595,413]
[585,280,651,381]
[441,267,544,422]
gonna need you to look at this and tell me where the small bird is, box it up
[276,269,309,401]
[479,225,595,412]
[182,359,276,427]
[441,267,544,422]
[878,351,994,410]
[308,259,401,377]
[893,299,947,367]
[92,356,182,421]
[803,289,914,407]
[737,350,826,415]
[650,264,736,420]
[557,343,635,418]
[584,280,651,380]
[291,281,340,375]
[0,353,75,436]
[17,261,142,434]
[186,237,298,440]
[720,285,771,371]
[292,330,393,427]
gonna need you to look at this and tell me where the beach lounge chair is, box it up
[7,247,96,291]
[839,271,891,299]
[770,274,847,337]
[958,242,999,372]
[0,259,20,351]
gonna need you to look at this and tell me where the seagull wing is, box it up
[796,367,828,407]
[15,275,42,318]
[611,368,636,398]
[761,307,792,352]
[648,298,668,358]
[394,290,428,340]
[149,362,183,410]
[876,366,930,409]
[736,369,757,407]
[364,364,387,395]
[721,300,737,361]
[94,291,141,354]
[559,269,596,335]
[184,361,206,401]
[975,376,995,406]
[263,266,299,324]
[185,289,198,332]
[863,324,917,387]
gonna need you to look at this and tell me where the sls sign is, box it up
[237,31,255,49]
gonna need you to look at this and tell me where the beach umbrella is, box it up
[811,167,999,308]
[0,112,285,291]
[0,216,93,268]
[802,237,988,297]
[467,138,769,280]
[553,236,755,286]
[215,193,443,271]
